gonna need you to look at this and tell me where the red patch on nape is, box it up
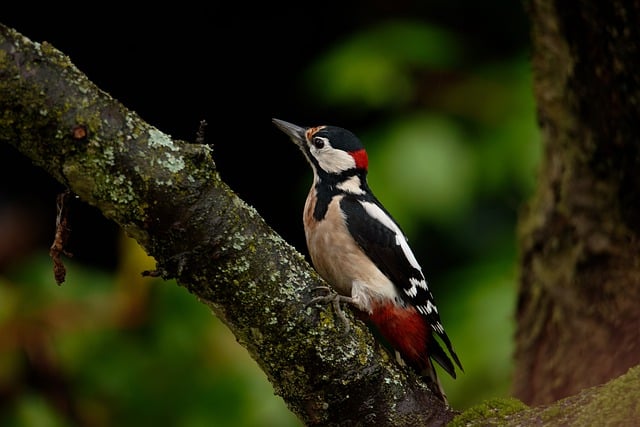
[349,149,368,170]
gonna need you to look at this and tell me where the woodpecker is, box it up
[272,118,462,400]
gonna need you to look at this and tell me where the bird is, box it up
[272,118,462,401]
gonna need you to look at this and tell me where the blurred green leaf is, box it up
[14,394,68,427]
[366,114,474,230]
[305,20,463,108]
[0,243,302,427]
[436,250,517,409]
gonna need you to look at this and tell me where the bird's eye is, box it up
[312,137,325,149]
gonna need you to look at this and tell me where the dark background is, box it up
[1,2,530,272]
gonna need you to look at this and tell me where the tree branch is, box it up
[0,24,456,426]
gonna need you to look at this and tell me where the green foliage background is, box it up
[0,18,538,427]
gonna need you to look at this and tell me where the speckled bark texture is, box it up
[515,0,640,406]
[0,24,457,426]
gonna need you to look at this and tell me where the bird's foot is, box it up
[307,286,353,333]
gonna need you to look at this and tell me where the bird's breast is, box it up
[303,188,397,306]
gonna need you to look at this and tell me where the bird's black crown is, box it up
[314,126,364,152]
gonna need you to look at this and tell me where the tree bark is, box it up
[515,0,640,406]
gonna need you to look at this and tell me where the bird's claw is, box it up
[307,286,352,333]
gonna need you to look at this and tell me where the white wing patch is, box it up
[359,200,430,299]
[359,201,424,273]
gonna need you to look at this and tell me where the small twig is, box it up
[196,119,208,145]
[141,269,163,277]
[49,189,74,285]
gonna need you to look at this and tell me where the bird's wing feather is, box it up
[340,195,429,305]
[340,195,463,372]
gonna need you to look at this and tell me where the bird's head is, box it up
[272,118,369,177]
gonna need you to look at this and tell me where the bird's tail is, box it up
[419,355,448,405]
[393,350,448,404]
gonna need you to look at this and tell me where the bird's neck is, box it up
[313,169,369,196]
[309,169,370,222]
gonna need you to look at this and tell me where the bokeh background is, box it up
[1,2,538,426]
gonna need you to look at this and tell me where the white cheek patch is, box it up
[359,201,426,282]
[313,146,356,174]
[336,176,365,194]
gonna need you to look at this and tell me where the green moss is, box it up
[318,306,338,329]
[538,403,562,422]
[449,397,528,426]
[40,41,67,63]
[572,365,640,426]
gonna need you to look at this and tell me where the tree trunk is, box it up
[515,0,640,406]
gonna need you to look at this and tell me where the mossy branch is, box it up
[451,365,640,426]
[0,24,456,426]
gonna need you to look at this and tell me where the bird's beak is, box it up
[272,118,306,146]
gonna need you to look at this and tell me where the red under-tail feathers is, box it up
[366,301,455,401]
[368,303,431,368]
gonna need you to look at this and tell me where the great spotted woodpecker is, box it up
[272,118,462,400]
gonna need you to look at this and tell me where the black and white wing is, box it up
[339,195,462,375]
